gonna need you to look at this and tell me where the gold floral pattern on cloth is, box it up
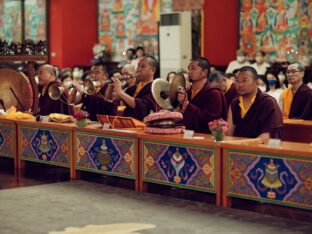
[304,177,312,190]
[61,142,68,154]
[124,145,135,173]
[22,136,29,148]
[76,138,86,162]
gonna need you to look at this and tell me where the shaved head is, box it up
[38,64,57,87]
[39,64,56,76]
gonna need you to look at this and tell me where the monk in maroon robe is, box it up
[71,64,118,121]
[228,66,283,141]
[119,64,138,117]
[208,71,239,110]
[284,62,312,120]
[81,83,118,121]
[123,84,136,117]
[113,56,157,121]
[288,83,312,120]
[37,64,73,116]
[123,82,156,121]
[178,57,227,133]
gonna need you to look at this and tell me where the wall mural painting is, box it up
[98,0,172,61]
[25,0,46,41]
[239,0,312,64]
[0,0,47,42]
[0,0,22,42]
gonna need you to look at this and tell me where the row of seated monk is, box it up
[36,56,312,144]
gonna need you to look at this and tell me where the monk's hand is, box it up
[72,80,84,93]
[112,77,122,94]
[177,90,189,113]
[112,89,120,101]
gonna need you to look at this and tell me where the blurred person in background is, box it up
[265,69,282,109]
[226,49,250,74]
[251,50,270,75]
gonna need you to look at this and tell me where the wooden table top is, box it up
[222,140,312,158]
[283,118,312,126]
[14,119,76,130]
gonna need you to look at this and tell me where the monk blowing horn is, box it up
[48,82,74,101]
[83,79,103,95]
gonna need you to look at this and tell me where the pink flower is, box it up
[208,118,228,132]
[74,111,89,120]
[222,126,228,132]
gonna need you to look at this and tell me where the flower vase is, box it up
[76,118,88,128]
[212,130,224,141]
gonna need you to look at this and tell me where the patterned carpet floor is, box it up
[0,180,311,234]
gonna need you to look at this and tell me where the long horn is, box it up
[83,79,102,95]
[48,84,65,100]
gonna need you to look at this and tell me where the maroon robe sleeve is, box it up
[289,84,312,120]
[257,97,284,138]
[38,81,73,116]
[133,83,157,121]
[183,87,227,133]
[225,83,239,110]
[81,84,118,121]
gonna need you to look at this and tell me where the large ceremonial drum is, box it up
[0,67,34,112]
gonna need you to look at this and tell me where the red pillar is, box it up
[49,0,97,68]
[203,0,239,66]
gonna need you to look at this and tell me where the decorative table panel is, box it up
[74,132,136,179]
[142,140,216,193]
[225,150,312,210]
[0,121,15,158]
[19,125,70,167]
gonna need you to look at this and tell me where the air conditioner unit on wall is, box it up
[159,11,192,79]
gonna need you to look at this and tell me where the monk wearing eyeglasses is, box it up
[281,62,312,120]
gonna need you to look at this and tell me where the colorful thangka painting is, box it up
[98,0,172,61]
[0,0,22,42]
[25,0,47,40]
[239,0,312,62]
[0,0,47,42]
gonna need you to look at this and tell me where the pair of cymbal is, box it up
[151,73,186,110]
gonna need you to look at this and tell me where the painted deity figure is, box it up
[260,31,275,53]
[274,7,288,32]
[116,14,126,37]
[113,0,123,12]
[101,8,110,31]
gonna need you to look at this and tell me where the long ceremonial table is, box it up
[283,119,312,143]
[0,118,311,210]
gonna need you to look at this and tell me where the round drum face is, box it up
[0,68,33,112]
